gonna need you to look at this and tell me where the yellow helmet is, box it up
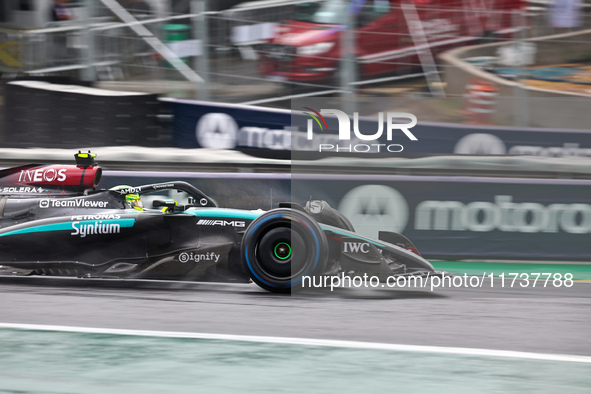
[125,193,143,211]
[111,185,143,211]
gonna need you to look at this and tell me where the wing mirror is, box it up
[152,199,177,211]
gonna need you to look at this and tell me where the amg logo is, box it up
[197,219,246,227]
[343,242,370,253]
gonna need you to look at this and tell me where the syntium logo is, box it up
[416,195,591,234]
[71,221,121,237]
[304,108,418,153]
[197,219,246,227]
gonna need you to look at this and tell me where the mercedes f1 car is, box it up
[0,152,438,292]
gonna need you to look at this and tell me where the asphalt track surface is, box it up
[0,276,590,357]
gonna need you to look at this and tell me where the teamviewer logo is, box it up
[304,108,418,153]
[39,199,50,208]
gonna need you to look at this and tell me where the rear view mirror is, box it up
[152,200,176,210]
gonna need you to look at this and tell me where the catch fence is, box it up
[0,0,590,127]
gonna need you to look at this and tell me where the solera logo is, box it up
[304,108,418,153]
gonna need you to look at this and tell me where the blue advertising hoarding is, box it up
[168,98,591,157]
[292,175,591,261]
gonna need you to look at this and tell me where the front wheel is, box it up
[241,209,328,293]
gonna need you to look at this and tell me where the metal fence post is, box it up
[513,10,529,127]
[193,0,210,101]
[340,5,356,115]
[82,0,96,82]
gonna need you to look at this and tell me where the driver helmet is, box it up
[110,185,143,211]
[125,193,143,211]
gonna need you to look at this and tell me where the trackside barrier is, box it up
[92,169,591,261]
[1,81,168,148]
[4,147,591,178]
[167,98,591,157]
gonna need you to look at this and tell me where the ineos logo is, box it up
[339,185,409,237]
[19,168,67,183]
[196,113,239,149]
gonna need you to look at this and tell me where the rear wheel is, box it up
[242,209,328,293]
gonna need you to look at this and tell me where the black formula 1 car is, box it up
[0,152,438,292]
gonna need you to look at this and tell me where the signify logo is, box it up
[178,251,221,263]
[304,108,418,153]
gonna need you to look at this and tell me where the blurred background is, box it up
[0,0,590,129]
[2,0,591,263]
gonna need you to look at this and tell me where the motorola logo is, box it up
[454,133,507,155]
[338,185,409,237]
[196,113,239,149]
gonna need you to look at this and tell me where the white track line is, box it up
[1,322,590,364]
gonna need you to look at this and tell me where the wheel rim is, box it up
[273,242,291,260]
[256,225,307,279]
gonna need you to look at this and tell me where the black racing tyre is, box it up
[241,208,328,293]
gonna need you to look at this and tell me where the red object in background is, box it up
[260,0,524,83]
[463,79,499,125]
